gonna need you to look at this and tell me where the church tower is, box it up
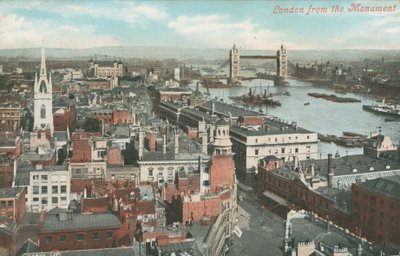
[33,48,53,134]
[212,118,232,155]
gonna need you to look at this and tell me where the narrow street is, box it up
[228,187,285,256]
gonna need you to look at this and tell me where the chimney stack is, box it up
[293,156,299,169]
[138,130,144,160]
[310,163,315,176]
[201,132,208,155]
[327,153,333,187]
[163,134,167,154]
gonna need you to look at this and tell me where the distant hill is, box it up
[0,46,399,63]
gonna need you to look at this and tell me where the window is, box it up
[40,104,46,119]
[281,148,285,154]
[97,151,106,158]
[255,149,259,155]
[106,231,113,239]
[0,201,5,208]
[45,236,52,244]
[148,168,153,177]
[41,186,48,194]
[61,197,67,201]
[52,186,58,193]
[52,197,58,204]
[92,232,100,240]
[306,146,311,153]
[74,169,82,175]
[60,186,67,193]
[59,235,66,243]
[8,201,13,208]
[274,137,277,142]
[33,197,39,202]
[295,148,299,153]
[307,136,310,139]
[76,234,84,241]
[41,198,48,205]
[255,139,258,143]
[33,186,39,195]
[41,175,48,181]
[33,175,39,181]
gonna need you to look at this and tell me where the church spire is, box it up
[40,48,47,77]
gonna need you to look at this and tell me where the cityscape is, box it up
[0,1,399,256]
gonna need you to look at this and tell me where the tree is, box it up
[82,117,101,132]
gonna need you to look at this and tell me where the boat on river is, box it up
[308,93,361,103]
[229,88,281,107]
[363,99,400,118]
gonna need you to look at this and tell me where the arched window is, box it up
[39,81,47,93]
[40,105,46,119]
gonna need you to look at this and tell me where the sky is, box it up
[0,0,399,50]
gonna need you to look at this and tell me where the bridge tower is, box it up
[229,44,240,84]
[277,44,287,79]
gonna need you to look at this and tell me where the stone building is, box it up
[88,59,123,78]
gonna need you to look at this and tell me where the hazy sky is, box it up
[0,1,399,50]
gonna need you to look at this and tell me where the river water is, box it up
[189,75,400,158]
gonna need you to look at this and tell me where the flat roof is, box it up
[41,212,121,232]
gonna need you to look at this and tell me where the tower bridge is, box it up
[228,44,287,85]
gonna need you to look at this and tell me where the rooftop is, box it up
[22,247,134,256]
[0,187,23,199]
[302,154,400,177]
[41,210,121,232]
[200,100,265,118]
[358,175,400,201]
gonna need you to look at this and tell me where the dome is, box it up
[215,118,229,126]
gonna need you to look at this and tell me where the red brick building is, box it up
[258,156,351,228]
[107,146,124,166]
[0,106,20,132]
[209,155,235,193]
[0,187,26,224]
[112,111,134,126]
[352,176,400,244]
[53,105,76,132]
[39,209,121,251]
[0,156,14,188]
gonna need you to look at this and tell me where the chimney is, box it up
[293,156,299,169]
[327,153,333,187]
[138,130,144,160]
[201,132,208,155]
[84,187,87,198]
[174,130,179,155]
[163,134,167,154]
[310,163,315,176]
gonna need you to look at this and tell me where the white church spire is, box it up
[40,48,47,77]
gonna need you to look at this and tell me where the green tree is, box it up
[82,117,101,132]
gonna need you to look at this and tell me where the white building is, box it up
[230,119,318,179]
[27,165,70,212]
[33,48,53,134]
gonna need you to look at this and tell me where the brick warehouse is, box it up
[352,176,400,244]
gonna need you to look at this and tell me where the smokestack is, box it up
[163,134,167,154]
[310,163,315,176]
[201,132,208,155]
[138,130,144,160]
[327,153,333,187]
[174,130,179,155]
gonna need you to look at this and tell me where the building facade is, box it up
[27,165,70,212]
[230,120,318,180]
[352,176,400,244]
[0,106,20,132]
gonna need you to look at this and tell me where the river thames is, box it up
[189,78,399,158]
